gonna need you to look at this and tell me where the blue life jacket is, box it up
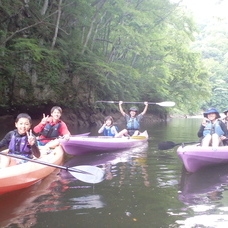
[40,122,61,138]
[203,120,224,137]
[8,132,32,158]
[103,126,118,136]
[126,116,140,130]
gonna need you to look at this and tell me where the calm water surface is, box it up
[1,118,228,227]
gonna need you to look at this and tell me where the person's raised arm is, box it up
[119,101,126,116]
[119,101,125,116]
[141,102,148,116]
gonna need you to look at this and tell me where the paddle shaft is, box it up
[170,141,200,147]
[0,151,90,175]
[96,101,175,107]
[37,132,91,141]
[158,141,200,150]
[97,101,161,104]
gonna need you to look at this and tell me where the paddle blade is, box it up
[69,165,105,184]
[156,101,176,107]
[157,141,177,150]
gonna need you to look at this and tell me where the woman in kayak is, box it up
[98,116,118,136]
[115,101,148,137]
[34,106,71,148]
[0,113,40,168]
[198,107,227,147]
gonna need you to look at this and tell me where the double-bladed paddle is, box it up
[0,151,105,184]
[37,132,91,141]
[157,141,200,150]
[96,101,175,107]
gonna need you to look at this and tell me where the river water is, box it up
[1,118,228,227]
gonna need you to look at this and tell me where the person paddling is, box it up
[198,107,227,147]
[115,101,148,137]
[0,113,40,168]
[34,106,71,148]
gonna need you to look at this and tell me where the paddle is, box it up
[96,101,175,107]
[0,151,105,184]
[157,141,200,150]
[37,132,91,141]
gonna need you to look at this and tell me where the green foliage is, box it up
[192,17,228,112]
[0,0,211,116]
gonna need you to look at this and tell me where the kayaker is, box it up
[197,107,227,147]
[115,101,148,137]
[222,108,228,145]
[0,113,40,168]
[98,116,118,136]
[34,106,71,148]
[222,108,228,128]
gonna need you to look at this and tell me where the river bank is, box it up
[0,109,169,133]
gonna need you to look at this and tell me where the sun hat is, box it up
[203,107,220,118]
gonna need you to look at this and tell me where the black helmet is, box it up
[203,107,220,118]
[129,107,138,112]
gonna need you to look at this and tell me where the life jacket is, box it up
[8,132,32,158]
[40,122,61,138]
[103,126,118,136]
[126,116,140,130]
[203,120,224,137]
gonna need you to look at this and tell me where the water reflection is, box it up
[1,118,212,228]
[177,165,228,227]
[0,170,61,227]
[178,165,228,205]
[62,142,149,185]
[69,195,105,210]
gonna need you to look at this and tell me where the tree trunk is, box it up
[40,0,49,16]
[51,0,62,49]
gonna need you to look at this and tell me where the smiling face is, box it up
[207,112,217,121]
[51,109,62,121]
[15,117,31,135]
[105,119,112,126]
[129,111,137,117]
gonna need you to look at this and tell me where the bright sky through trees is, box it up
[180,0,228,20]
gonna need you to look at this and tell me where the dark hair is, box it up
[105,116,114,124]
[15,113,32,124]
[51,106,62,114]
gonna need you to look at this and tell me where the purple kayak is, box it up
[177,144,228,173]
[60,131,148,155]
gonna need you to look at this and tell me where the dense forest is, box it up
[0,0,213,123]
[191,8,228,112]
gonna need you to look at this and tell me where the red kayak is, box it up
[0,146,64,195]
